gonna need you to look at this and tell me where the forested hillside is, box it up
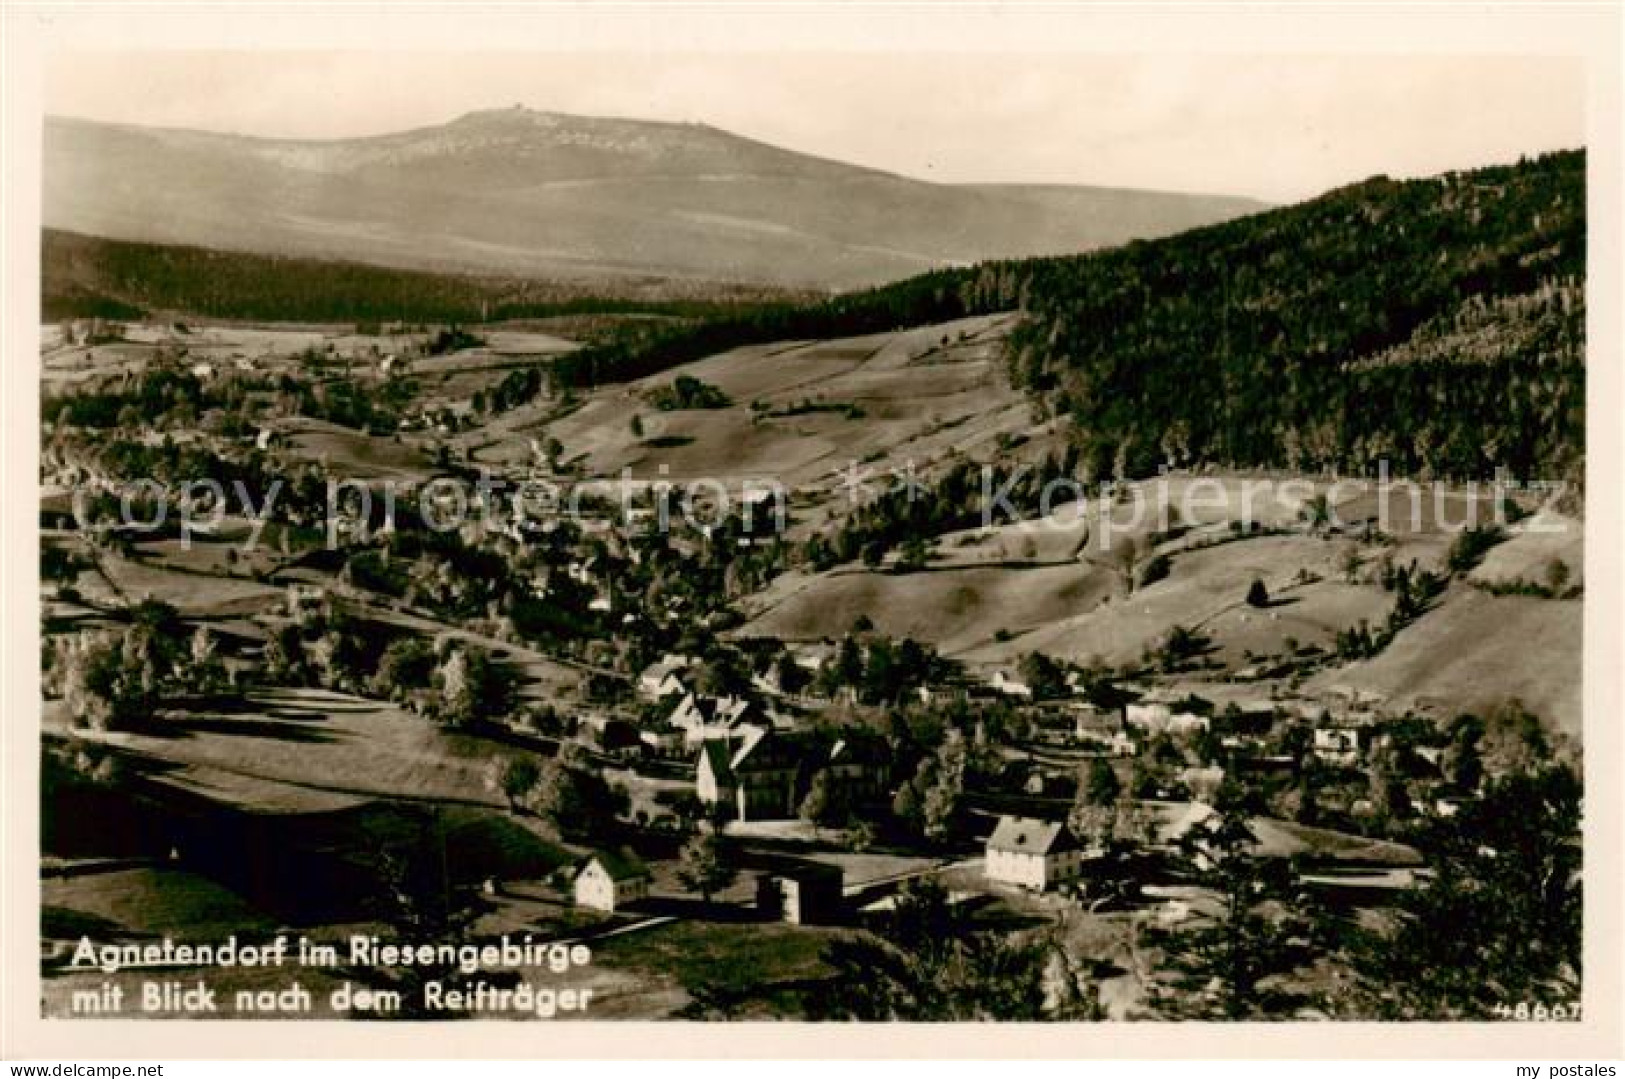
[559,151,1584,485]
[1005,151,1584,485]
[41,229,811,324]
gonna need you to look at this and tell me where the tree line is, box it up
[41,229,810,325]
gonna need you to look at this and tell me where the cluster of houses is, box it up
[558,647,1457,919]
[980,802,1428,903]
[631,654,890,822]
[569,848,844,924]
[635,655,769,755]
[558,791,1430,917]
[621,646,1448,830]
[1015,681,1398,772]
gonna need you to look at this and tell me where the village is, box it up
[6,19,1601,1061]
[38,294,1580,1020]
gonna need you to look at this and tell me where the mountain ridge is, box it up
[43,109,1268,290]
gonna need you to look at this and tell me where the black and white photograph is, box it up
[3,1,1622,1065]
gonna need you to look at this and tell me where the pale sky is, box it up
[45,52,1585,203]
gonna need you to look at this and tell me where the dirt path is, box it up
[559,915,678,946]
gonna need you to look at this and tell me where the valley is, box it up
[37,149,1586,1023]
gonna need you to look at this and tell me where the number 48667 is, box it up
[1493,1002,1583,1021]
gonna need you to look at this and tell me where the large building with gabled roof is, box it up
[984,815,1086,891]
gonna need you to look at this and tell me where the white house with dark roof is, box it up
[990,669,1035,698]
[984,816,1086,892]
[572,850,651,913]
[667,693,758,746]
[637,654,694,700]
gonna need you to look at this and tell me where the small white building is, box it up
[637,654,694,700]
[571,851,651,913]
[787,642,836,674]
[984,816,1086,892]
[1125,703,1211,735]
[1313,727,1362,767]
[991,669,1035,698]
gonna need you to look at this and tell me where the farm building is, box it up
[756,860,844,925]
[572,850,651,913]
[984,816,1086,892]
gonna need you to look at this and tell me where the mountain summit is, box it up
[44,110,1266,289]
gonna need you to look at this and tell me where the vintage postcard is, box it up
[2,1,1621,1062]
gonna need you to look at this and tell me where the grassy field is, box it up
[132,530,289,582]
[44,687,511,811]
[739,560,1117,654]
[43,867,274,940]
[490,314,1035,490]
[585,918,845,1019]
[1469,510,1584,589]
[74,551,285,618]
[930,510,1092,568]
[1326,484,1506,536]
[964,532,1388,669]
[914,475,1366,569]
[1308,586,1582,736]
[738,476,1568,709]
[279,417,436,482]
